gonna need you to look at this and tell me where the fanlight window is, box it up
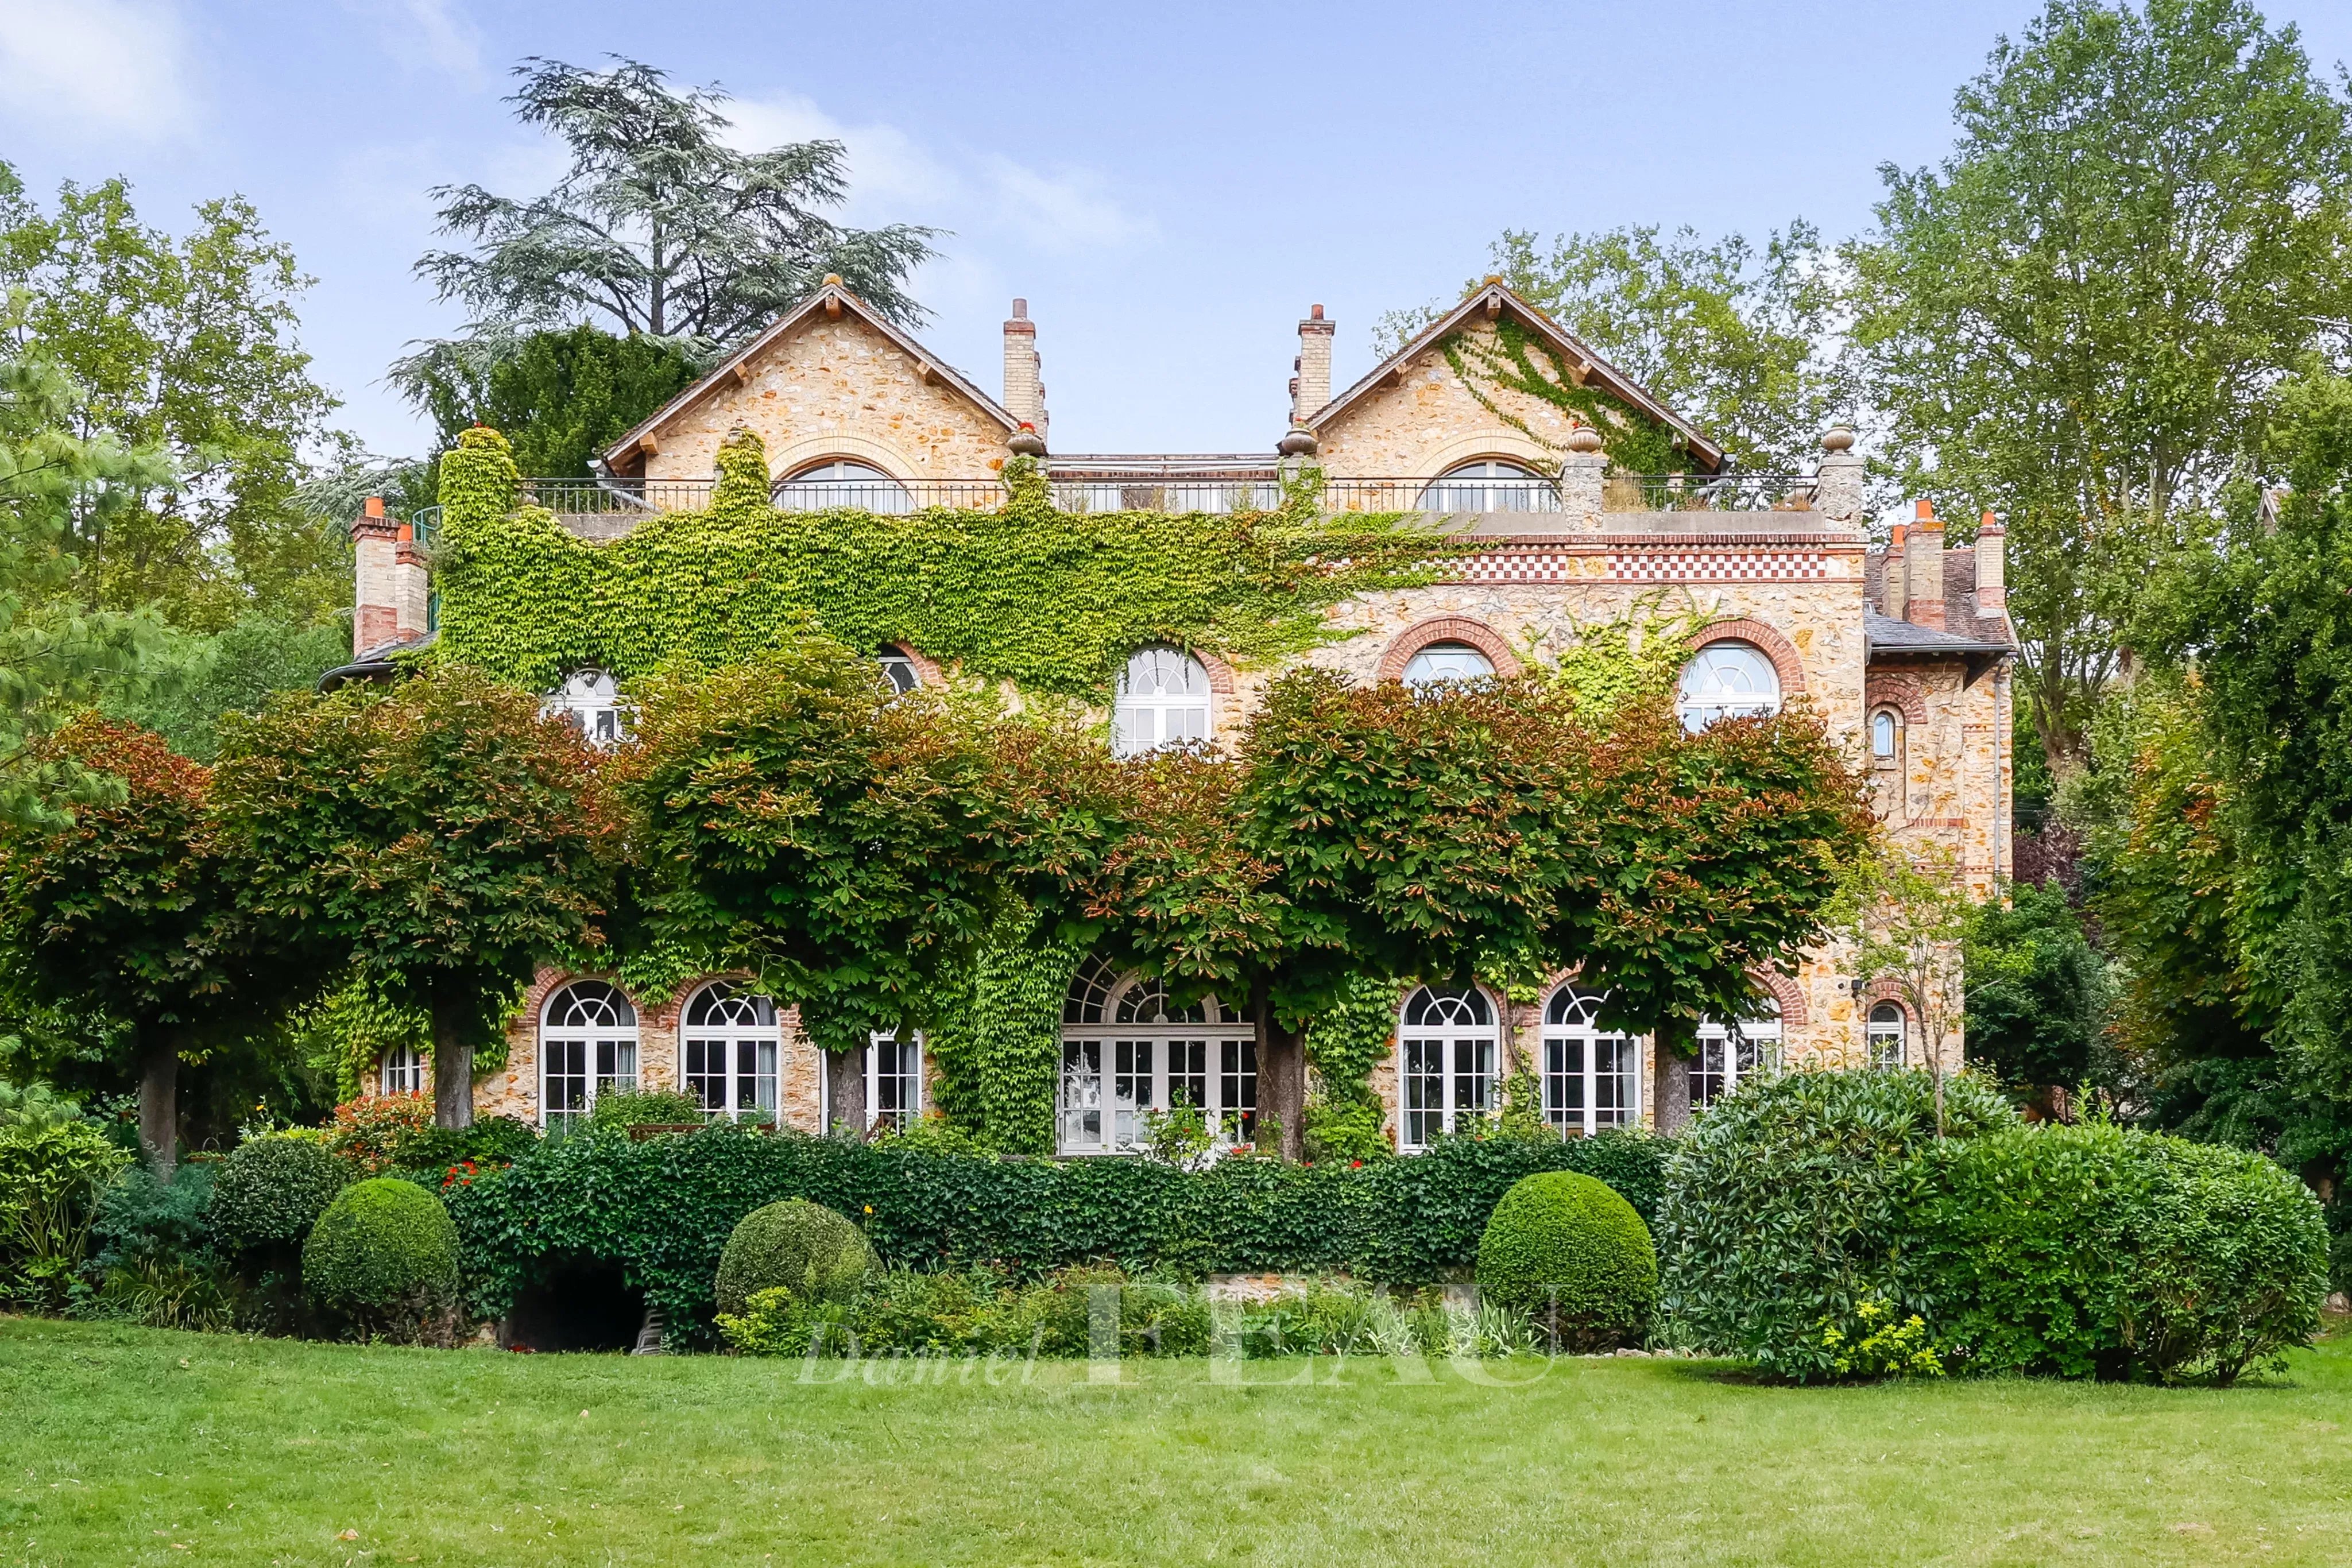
[1693,1000,1782,1107]
[540,980,639,1125]
[544,668,630,747]
[682,982,779,1122]
[879,647,922,695]
[773,458,910,514]
[1399,986,1498,1149]
[1112,646,1212,758]
[1059,963,1254,1154]
[1869,1002,1906,1070]
[1871,709,1899,762]
[1402,641,1496,689]
[1540,988,1639,1137]
[1677,641,1781,731]
[380,1042,424,1097]
[1421,459,1554,514]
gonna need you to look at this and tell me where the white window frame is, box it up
[1870,708,1900,765]
[539,981,639,1126]
[1693,1004,1782,1108]
[380,1042,424,1097]
[879,647,922,695]
[1057,958,1257,1155]
[1398,986,1499,1151]
[773,458,911,514]
[681,982,780,1122]
[1421,459,1555,514]
[1539,988,1641,1137]
[867,1031,925,1130]
[1401,641,1497,689]
[543,667,631,748]
[1677,640,1782,731]
[1868,1002,1907,1070]
[1112,647,1212,758]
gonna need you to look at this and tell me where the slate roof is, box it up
[1861,547,2014,653]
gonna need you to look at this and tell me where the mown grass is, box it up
[3,1313,2349,1566]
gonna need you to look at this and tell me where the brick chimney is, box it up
[1293,304,1334,422]
[351,495,399,656]
[1883,522,1908,622]
[1975,510,2007,620]
[1003,299,1046,444]
[1905,499,1946,630]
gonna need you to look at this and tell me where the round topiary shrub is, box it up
[302,1177,459,1334]
[1477,1170,1658,1351]
[212,1136,349,1253]
[715,1199,877,1317]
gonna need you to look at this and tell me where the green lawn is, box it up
[3,1315,2349,1566]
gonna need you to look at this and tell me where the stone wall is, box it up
[1315,321,1622,477]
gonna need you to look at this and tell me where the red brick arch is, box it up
[1685,617,1806,696]
[880,643,946,688]
[1376,616,1524,683]
[1754,968,1808,1028]
[1864,673,1927,727]
[1194,649,1238,696]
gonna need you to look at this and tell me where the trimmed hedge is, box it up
[715,1199,877,1314]
[1475,1171,1656,1351]
[303,1178,459,1332]
[446,1127,1671,1342]
[212,1137,349,1253]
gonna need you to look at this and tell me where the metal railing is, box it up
[1050,479,1285,514]
[520,478,716,516]
[1321,477,1566,515]
[1611,473,1817,512]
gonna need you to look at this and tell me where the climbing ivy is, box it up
[923,905,1082,1155]
[1440,318,1688,476]
[432,427,1445,700]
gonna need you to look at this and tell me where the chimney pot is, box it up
[1310,303,1324,320]
[363,495,384,518]
[1905,504,1947,630]
[1884,523,1909,621]
[1914,498,1935,521]
[1012,297,1027,319]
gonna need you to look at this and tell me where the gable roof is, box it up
[1307,281,1725,474]
[599,280,1018,475]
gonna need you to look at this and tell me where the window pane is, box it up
[1219,1038,1257,1142]
[1453,1036,1493,1130]
[1114,1039,1153,1147]
[1403,1037,1445,1147]
[1545,1035,1585,1134]
[1061,1040,1102,1149]
[1168,1038,1206,1110]
[1594,1038,1637,1126]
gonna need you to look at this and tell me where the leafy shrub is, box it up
[714,1199,877,1316]
[0,1119,133,1309]
[211,1136,349,1253]
[589,1090,706,1131]
[1302,1096,1389,1163]
[871,1112,988,1157]
[91,1256,237,1333]
[392,1116,537,1180]
[87,1163,216,1273]
[1905,1123,2327,1383]
[324,1094,436,1176]
[1655,1068,2014,1381]
[0,1081,91,1132]
[1476,1170,1657,1351]
[303,1177,460,1337]
[446,1125,1673,1344]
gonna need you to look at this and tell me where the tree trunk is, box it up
[1650,1023,1693,1137]
[431,990,473,1130]
[1252,987,1306,1162]
[136,1025,178,1180]
[826,1048,865,1138]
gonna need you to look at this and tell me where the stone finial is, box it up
[1821,424,1856,454]
[1564,424,1604,455]
[1277,424,1318,459]
[1007,422,1047,459]
[1812,425,1866,527]
[822,273,843,287]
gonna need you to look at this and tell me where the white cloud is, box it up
[0,0,195,140]
[342,0,482,79]
[981,157,1152,253]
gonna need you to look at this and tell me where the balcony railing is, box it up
[1609,473,1818,512]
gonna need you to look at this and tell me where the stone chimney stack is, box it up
[392,516,429,642]
[1975,510,2007,621]
[1293,304,1334,422]
[1003,299,1046,444]
[1883,522,1908,622]
[351,495,399,656]
[1905,499,1947,630]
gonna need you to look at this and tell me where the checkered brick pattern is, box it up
[1445,544,1831,584]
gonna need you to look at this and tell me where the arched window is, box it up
[1399,986,1497,1150]
[1058,964,1254,1153]
[1541,988,1639,1137]
[540,981,638,1126]
[1421,459,1553,514]
[1677,641,1781,732]
[682,982,779,1122]
[878,646,922,695]
[1871,708,1900,765]
[1112,646,1212,758]
[1401,641,1496,689]
[544,668,630,747]
[773,458,910,514]
[1869,1002,1906,1070]
[1694,1000,1781,1107]
[381,1042,424,1097]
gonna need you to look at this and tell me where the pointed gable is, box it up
[601,280,1018,482]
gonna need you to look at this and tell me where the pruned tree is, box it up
[1846,843,1976,1135]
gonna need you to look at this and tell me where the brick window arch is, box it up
[1864,673,1927,727]
[1376,616,1523,683]
[1684,617,1806,696]
[1753,968,1808,1028]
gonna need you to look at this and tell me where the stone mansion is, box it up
[347,277,2015,1148]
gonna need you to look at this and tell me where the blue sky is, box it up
[4,0,2350,460]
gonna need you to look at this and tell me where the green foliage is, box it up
[0,1117,131,1307]
[714,1198,879,1316]
[209,1135,347,1252]
[396,324,695,476]
[322,1094,436,1177]
[444,1125,1670,1343]
[0,1080,89,1132]
[106,613,347,763]
[284,977,433,1106]
[923,912,1080,1154]
[1964,880,2115,1093]
[1815,1299,1945,1379]
[1655,1067,2015,1381]
[1846,0,2352,766]
[390,1116,537,1185]
[590,1089,706,1130]
[431,425,1438,699]
[301,1176,458,1333]
[1533,598,1699,721]
[1475,1170,1658,1351]
[86,1162,215,1276]
[1438,319,1684,474]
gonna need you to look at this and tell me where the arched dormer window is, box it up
[545,668,630,748]
[1401,641,1496,689]
[1398,986,1498,1150]
[540,980,638,1126]
[1112,646,1211,758]
[1677,641,1781,732]
[773,459,910,514]
[1421,459,1553,514]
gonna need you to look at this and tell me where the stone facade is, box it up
[355,281,2006,1140]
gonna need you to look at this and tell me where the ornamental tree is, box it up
[210,666,619,1129]
[0,718,305,1175]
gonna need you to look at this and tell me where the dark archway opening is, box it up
[501,1255,645,1353]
